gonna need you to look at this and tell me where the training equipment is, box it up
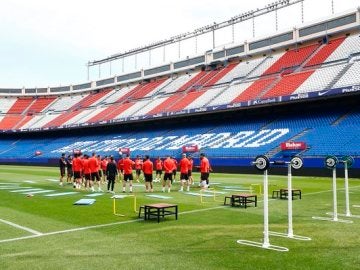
[324,155,338,169]
[342,156,354,217]
[312,156,352,223]
[112,194,137,216]
[238,155,308,251]
[237,169,289,252]
[342,156,354,168]
[290,156,303,170]
[254,155,270,171]
[200,188,223,203]
[26,194,34,198]
[74,199,96,205]
[326,156,359,218]
[268,159,311,241]
[254,155,304,172]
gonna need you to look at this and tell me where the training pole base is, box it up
[268,231,311,241]
[326,212,360,219]
[236,240,289,252]
[312,216,353,223]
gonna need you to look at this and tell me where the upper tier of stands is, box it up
[1,34,360,131]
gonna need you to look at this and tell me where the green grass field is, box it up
[1,165,360,270]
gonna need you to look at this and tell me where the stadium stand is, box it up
[1,34,360,131]
[262,70,314,98]
[0,97,17,114]
[333,60,360,88]
[262,44,319,75]
[304,37,345,67]
[0,115,24,130]
[325,35,360,62]
[26,97,57,114]
[0,107,359,161]
[45,94,88,112]
[294,64,346,94]
[232,77,277,103]
[69,89,112,110]
[6,98,34,114]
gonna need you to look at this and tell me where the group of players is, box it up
[59,152,211,194]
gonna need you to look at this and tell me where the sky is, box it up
[0,0,359,88]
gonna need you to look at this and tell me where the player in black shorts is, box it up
[66,155,73,184]
[59,153,66,186]
[106,156,118,194]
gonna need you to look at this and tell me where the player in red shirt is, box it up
[162,155,176,193]
[97,155,103,184]
[134,155,143,182]
[101,156,108,183]
[122,154,135,193]
[171,157,178,182]
[154,157,163,182]
[199,153,211,189]
[82,154,92,191]
[89,152,102,192]
[142,155,154,192]
[72,153,83,189]
[117,156,124,181]
[179,153,191,192]
[188,156,194,185]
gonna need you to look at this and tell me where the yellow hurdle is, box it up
[200,188,221,203]
[112,194,138,216]
[250,184,262,195]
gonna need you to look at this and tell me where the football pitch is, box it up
[0,165,360,270]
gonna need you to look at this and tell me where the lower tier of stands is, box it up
[0,106,358,171]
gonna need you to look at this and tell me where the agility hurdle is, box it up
[250,184,261,195]
[112,194,138,217]
[312,156,353,223]
[199,188,224,203]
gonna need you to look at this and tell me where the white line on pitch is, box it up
[0,218,42,236]
[1,184,360,244]
[0,206,226,244]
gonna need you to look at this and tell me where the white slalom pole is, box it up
[237,158,288,251]
[332,168,338,221]
[263,169,270,248]
[269,161,311,240]
[287,163,294,237]
[344,162,351,217]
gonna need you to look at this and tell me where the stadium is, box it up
[0,0,360,269]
